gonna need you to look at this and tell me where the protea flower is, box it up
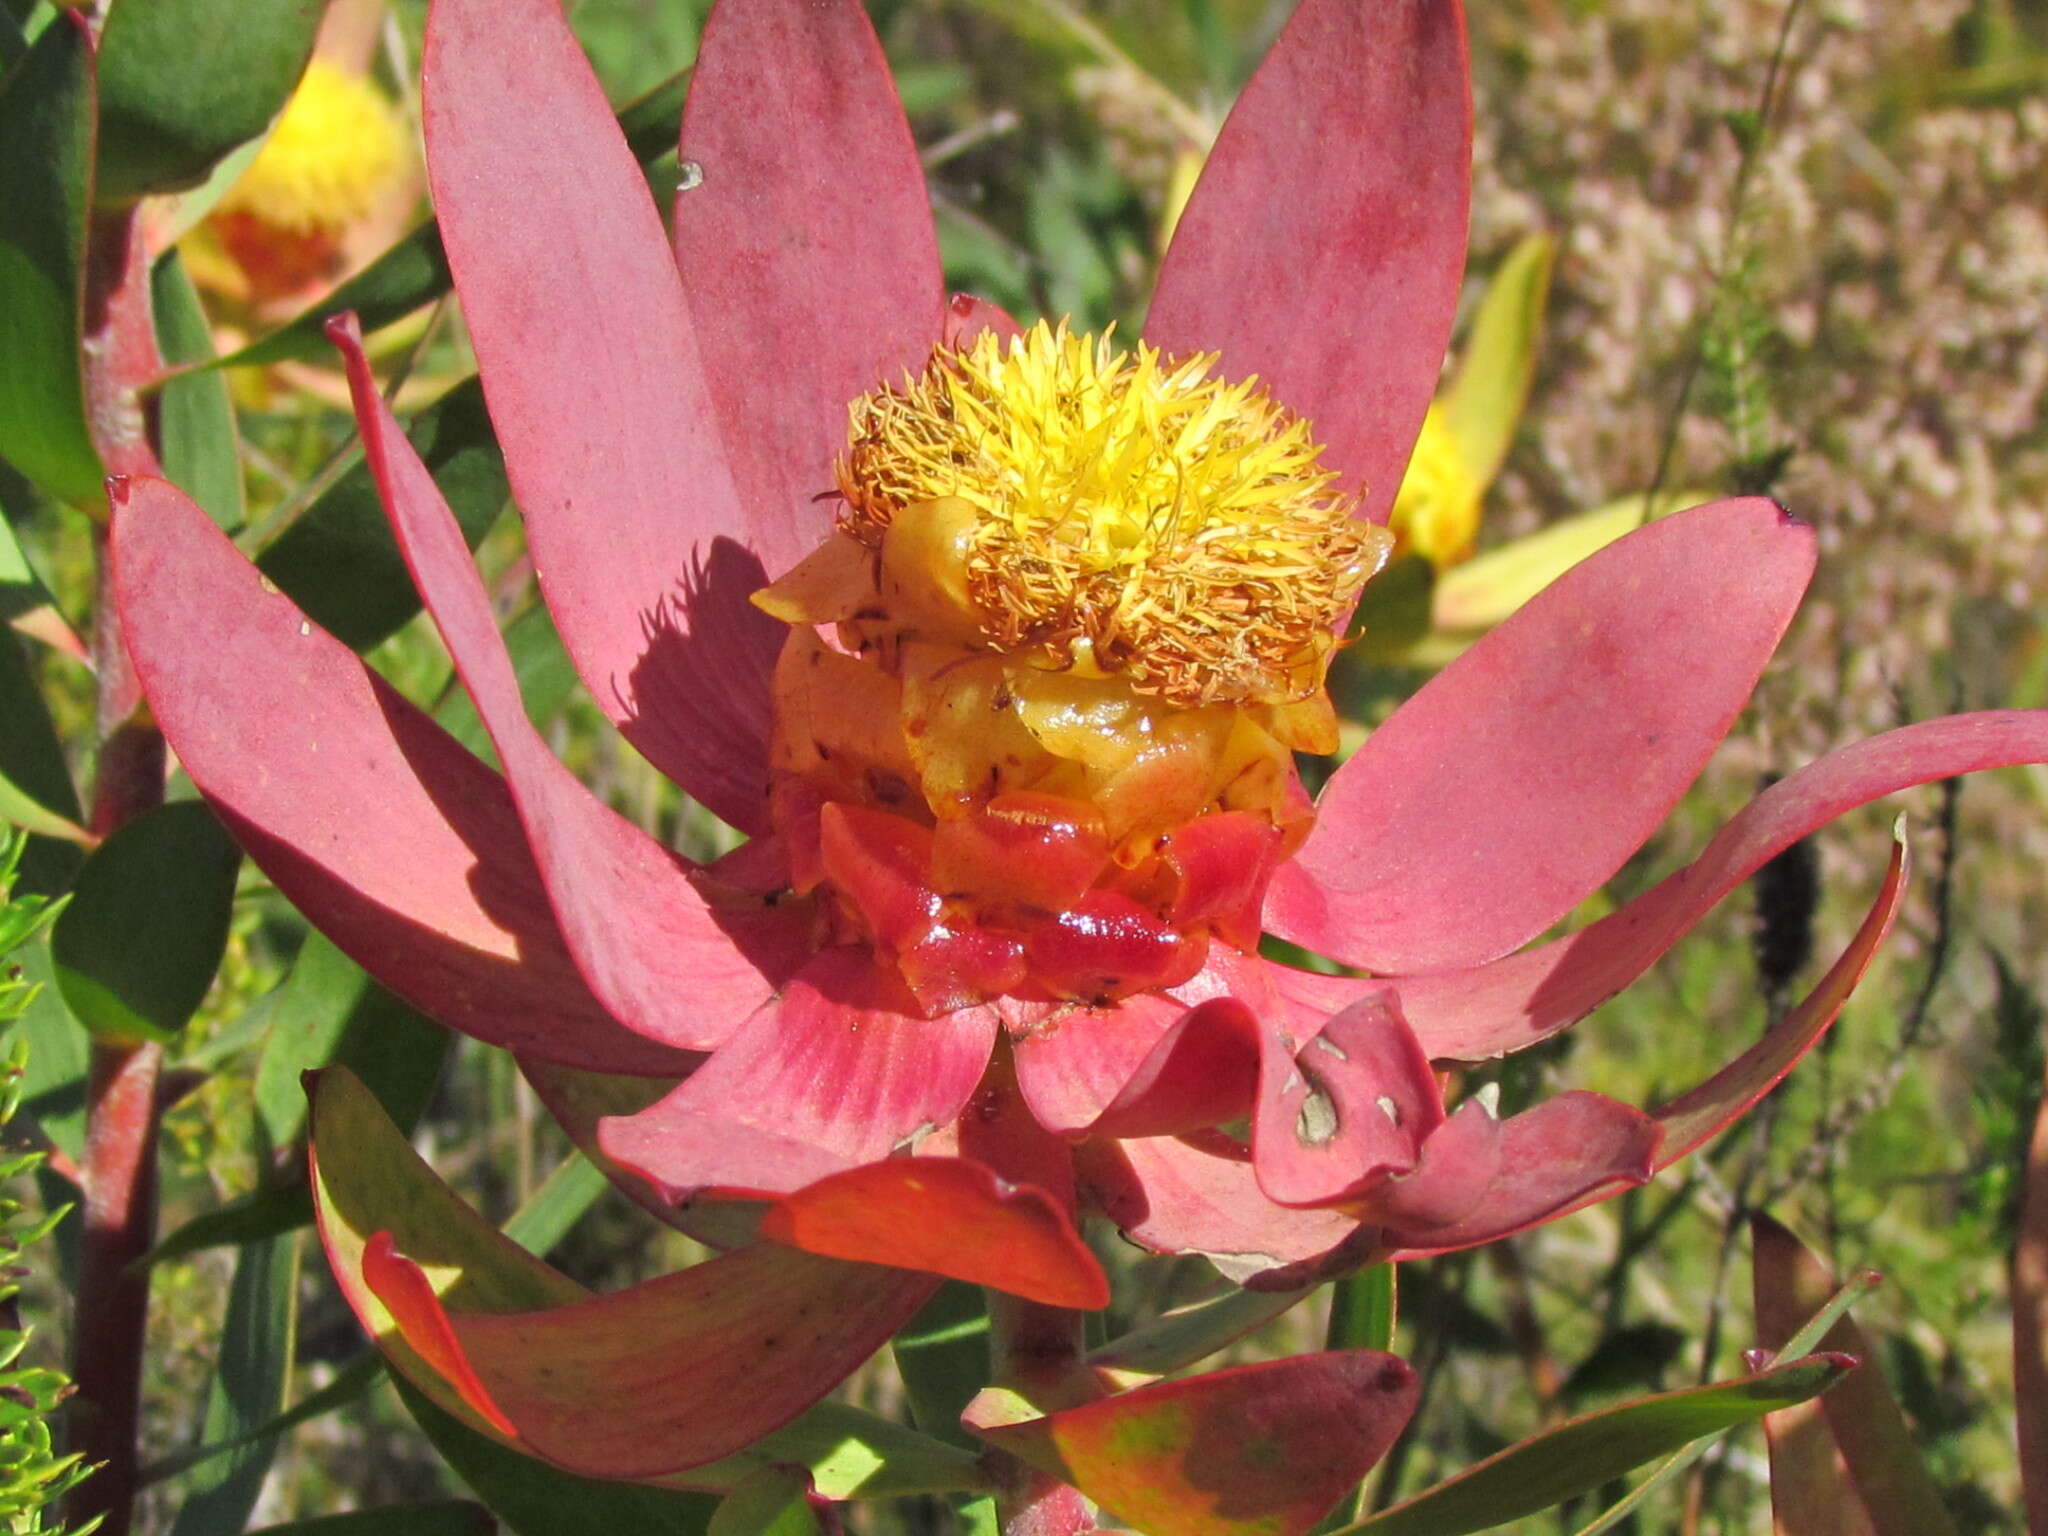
[111,0,2048,1509]
[183,0,415,308]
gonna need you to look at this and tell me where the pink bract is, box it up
[113,0,2048,1484]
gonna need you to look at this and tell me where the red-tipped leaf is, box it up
[675,0,944,557]
[763,1158,1109,1309]
[423,0,783,832]
[111,477,686,1076]
[1144,0,1470,527]
[1267,498,1815,973]
[334,316,808,1055]
[970,1353,1418,1536]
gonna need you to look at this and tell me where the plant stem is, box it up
[65,199,170,1536]
[984,1291,1096,1536]
[68,1039,163,1536]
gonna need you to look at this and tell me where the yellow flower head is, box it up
[1387,402,1483,569]
[835,321,1387,707]
[219,59,409,236]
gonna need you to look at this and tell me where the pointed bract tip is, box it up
[323,310,367,352]
[105,474,132,509]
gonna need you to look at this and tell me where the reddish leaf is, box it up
[361,1234,931,1480]
[1011,991,1191,1136]
[1356,1094,1499,1232]
[675,0,944,561]
[1077,1134,1359,1287]
[1386,711,2048,1063]
[972,1353,1418,1536]
[423,0,782,832]
[598,949,997,1199]
[931,793,1111,915]
[1267,498,1815,973]
[1250,989,1443,1209]
[1163,812,1283,949]
[1653,835,1905,1165]
[1382,1091,1657,1253]
[943,292,1023,349]
[111,477,686,1076]
[1145,0,1470,529]
[1394,834,1908,1259]
[1752,1215,1958,1536]
[1025,891,1206,1002]
[335,316,810,1054]
[311,1067,937,1483]
[762,1157,1109,1309]
[1086,997,1262,1141]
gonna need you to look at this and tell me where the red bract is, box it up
[113,0,2048,1494]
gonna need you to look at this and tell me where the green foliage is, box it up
[0,14,100,508]
[93,0,324,204]
[51,802,242,1046]
[0,830,94,1532]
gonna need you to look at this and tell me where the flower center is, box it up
[836,321,1384,707]
[221,61,409,236]
[757,323,1389,1013]
[205,61,409,300]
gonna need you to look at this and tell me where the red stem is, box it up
[64,200,169,1536]
[967,1048,1100,1536]
[984,1292,1098,1536]
[67,1041,162,1536]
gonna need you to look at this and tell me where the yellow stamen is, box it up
[835,321,1387,707]
[218,60,409,236]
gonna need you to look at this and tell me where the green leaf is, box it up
[248,1501,494,1536]
[94,0,324,204]
[1311,1269,1399,1535]
[152,249,245,531]
[52,801,242,1044]
[707,1468,825,1536]
[255,376,507,652]
[0,628,84,842]
[892,1282,989,1450]
[0,12,102,507]
[0,5,24,69]
[1327,1266,1397,1355]
[252,930,450,1157]
[144,1354,382,1488]
[1344,553,1435,662]
[1089,1284,1311,1380]
[1441,231,1556,493]
[169,1230,301,1536]
[1570,1266,1884,1536]
[0,498,86,661]
[1343,1353,1857,1536]
[0,501,60,627]
[13,940,88,1161]
[224,221,453,369]
[226,65,691,368]
[138,1183,312,1273]
[499,1154,609,1261]
[393,1374,720,1536]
